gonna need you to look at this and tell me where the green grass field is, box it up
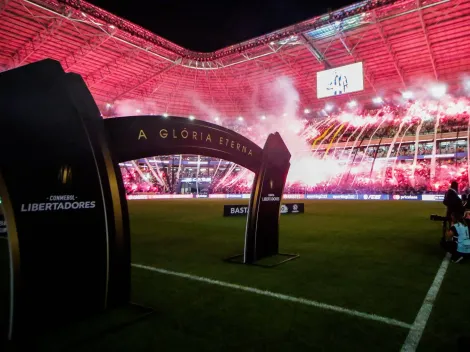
[5,199,470,351]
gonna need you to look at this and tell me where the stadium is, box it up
[1,0,470,350]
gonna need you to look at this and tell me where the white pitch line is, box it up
[132,263,411,329]
[400,253,451,352]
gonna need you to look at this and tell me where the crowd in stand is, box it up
[122,105,470,196]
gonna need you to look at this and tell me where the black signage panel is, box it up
[245,133,291,263]
[0,60,129,340]
[224,203,304,217]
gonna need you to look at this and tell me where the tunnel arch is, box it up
[105,115,263,173]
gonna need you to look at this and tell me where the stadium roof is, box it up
[1,0,469,120]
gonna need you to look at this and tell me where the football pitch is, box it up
[5,199,470,351]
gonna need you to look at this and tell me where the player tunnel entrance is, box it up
[120,156,254,196]
[105,115,292,264]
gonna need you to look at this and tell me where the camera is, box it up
[430,214,447,222]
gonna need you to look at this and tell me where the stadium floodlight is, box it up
[261,115,266,120]
[163,113,169,117]
[402,91,413,99]
[325,103,334,112]
[214,117,219,121]
[189,115,195,120]
[136,109,141,113]
[347,100,357,108]
[430,84,447,99]
[372,97,383,104]
[304,108,310,114]
[238,116,243,121]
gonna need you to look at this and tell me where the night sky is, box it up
[89,0,355,52]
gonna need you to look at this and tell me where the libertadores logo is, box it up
[364,194,382,200]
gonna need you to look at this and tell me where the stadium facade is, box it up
[1,0,470,195]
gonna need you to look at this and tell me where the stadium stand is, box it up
[1,0,470,196]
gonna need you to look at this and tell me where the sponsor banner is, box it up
[127,194,193,200]
[283,194,305,200]
[422,194,445,202]
[306,194,329,200]
[392,194,422,201]
[360,194,389,200]
[280,203,305,214]
[209,194,226,199]
[224,205,249,216]
[127,193,431,201]
[224,203,305,217]
[226,194,243,199]
[330,194,358,200]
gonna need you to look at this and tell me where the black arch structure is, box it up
[0,59,291,341]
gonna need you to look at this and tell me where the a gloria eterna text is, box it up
[20,195,96,212]
[137,128,253,156]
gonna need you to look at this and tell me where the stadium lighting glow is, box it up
[270,41,275,45]
[304,109,310,114]
[325,103,334,112]
[372,97,383,104]
[163,113,169,117]
[189,115,195,120]
[136,109,141,113]
[261,115,266,120]
[430,84,447,98]
[214,117,219,121]
[347,100,357,108]
[106,103,112,108]
[402,91,413,99]
[464,78,470,94]
[238,116,243,121]
[283,113,288,117]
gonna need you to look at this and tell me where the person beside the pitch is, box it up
[441,212,470,263]
[443,181,465,231]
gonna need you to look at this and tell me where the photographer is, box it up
[440,212,470,263]
[443,181,465,234]
[462,188,470,215]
